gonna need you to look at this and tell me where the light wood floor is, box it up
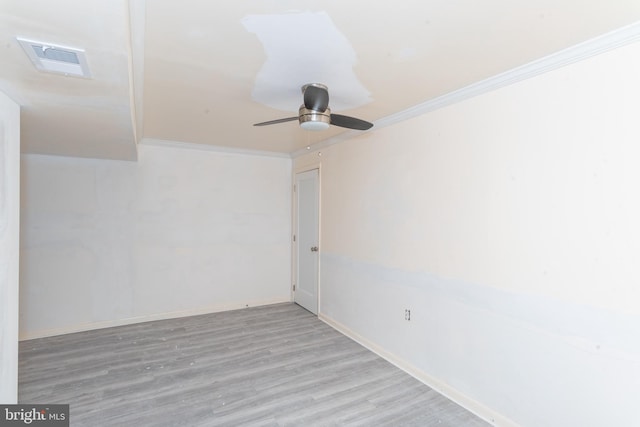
[19,303,489,426]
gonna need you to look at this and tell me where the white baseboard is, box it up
[19,297,291,341]
[319,313,520,427]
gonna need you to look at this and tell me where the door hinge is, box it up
[293,284,296,291]
[293,184,296,192]
[293,234,296,242]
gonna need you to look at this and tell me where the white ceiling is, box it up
[2,1,640,160]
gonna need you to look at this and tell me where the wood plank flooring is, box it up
[19,303,490,426]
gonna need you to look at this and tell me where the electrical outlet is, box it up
[404,309,411,321]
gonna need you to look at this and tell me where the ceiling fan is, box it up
[253,83,373,131]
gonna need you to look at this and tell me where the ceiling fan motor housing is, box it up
[299,105,331,130]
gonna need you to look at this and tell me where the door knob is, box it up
[310,246,319,252]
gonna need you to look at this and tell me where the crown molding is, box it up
[292,20,640,158]
[140,138,292,159]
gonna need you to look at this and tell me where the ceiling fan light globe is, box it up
[299,106,331,131]
[300,121,330,131]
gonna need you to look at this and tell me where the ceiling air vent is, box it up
[17,37,91,78]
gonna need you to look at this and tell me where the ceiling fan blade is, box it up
[304,85,329,112]
[253,117,298,126]
[330,114,373,130]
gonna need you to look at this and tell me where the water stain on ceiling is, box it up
[242,11,372,112]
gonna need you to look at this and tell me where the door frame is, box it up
[292,162,321,315]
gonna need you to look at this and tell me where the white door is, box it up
[0,91,20,403]
[295,169,319,314]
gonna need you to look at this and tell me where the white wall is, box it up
[20,143,292,338]
[297,40,640,426]
[0,90,20,403]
